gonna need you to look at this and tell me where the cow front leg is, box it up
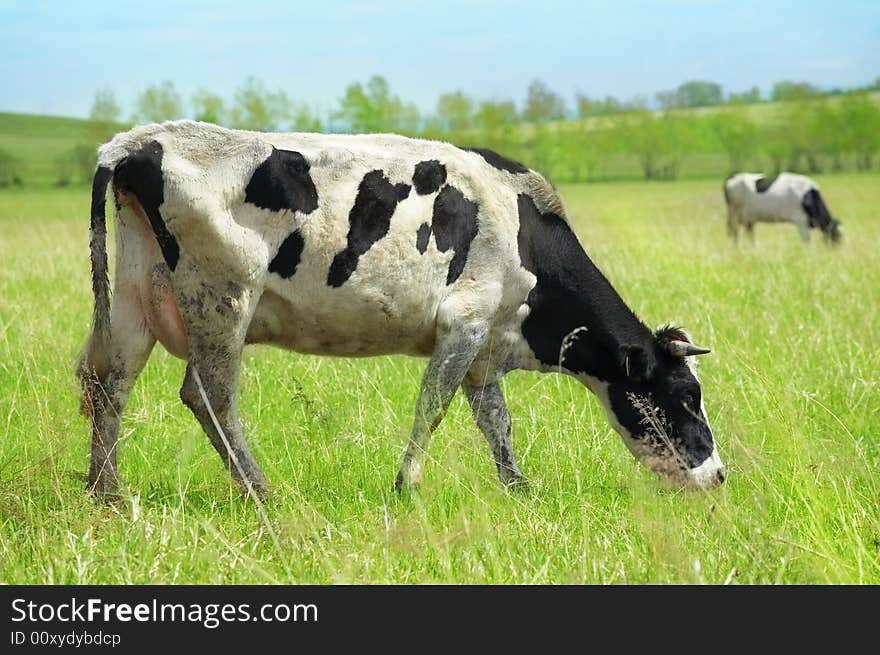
[462,380,525,487]
[176,280,268,499]
[79,288,156,499]
[395,321,489,492]
[798,224,811,243]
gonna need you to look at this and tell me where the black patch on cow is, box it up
[412,160,447,195]
[113,140,180,271]
[516,193,653,378]
[755,175,776,193]
[416,222,431,254]
[268,230,305,279]
[245,148,318,214]
[327,170,407,287]
[461,146,529,174]
[432,185,479,284]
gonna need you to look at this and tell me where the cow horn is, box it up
[667,340,711,358]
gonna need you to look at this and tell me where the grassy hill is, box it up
[0,113,123,188]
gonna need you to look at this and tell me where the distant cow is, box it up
[79,120,724,500]
[724,172,843,244]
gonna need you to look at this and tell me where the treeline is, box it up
[3,75,878,188]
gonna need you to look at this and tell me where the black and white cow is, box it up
[724,172,843,244]
[79,120,724,500]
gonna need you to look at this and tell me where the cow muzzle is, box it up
[636,446,725,489]
[685,447,726,489]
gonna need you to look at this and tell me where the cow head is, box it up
[824,219,843,244]
[593,326,724,489]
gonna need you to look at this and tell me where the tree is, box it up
[771,80,820,102]
[575,94,596,117]
[134,81,184,123]
[783,100,824,173]
[89,88,121,123]
[759,120,792,175]
[654,111,693,179]
[565,121,612,181]
[714,109,758,172]
[0,148,21,187]
[576,94,627,116]
[191,89,225,124]
[728,86,761,104]
[436,90,474,132]
[522,79,566,123]
[87,88,122,142]
[811,98,847,171]
[655,89,679,110]
[675,80,723,108]
[231,77,291,131]
[290,105,323,132]
[622,95,649,111]
[839,92,880,169]
[473,100,518,130]
[622,111,664,180]
[334,75,419,134]
[71,144,97,183]
[622,110,692,180]
[577,95,632,116]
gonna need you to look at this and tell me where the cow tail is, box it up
[89,165,114,347]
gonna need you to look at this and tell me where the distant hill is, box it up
[2,90,878,187]
[0,113,124,187]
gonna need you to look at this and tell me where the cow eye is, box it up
[682,393,697,410]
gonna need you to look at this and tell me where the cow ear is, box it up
[619,344,656,382]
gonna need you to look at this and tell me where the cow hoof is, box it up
[86,480,122,504]
[239,479,270,501]
[394,471,420,495]
[502,474,529,492]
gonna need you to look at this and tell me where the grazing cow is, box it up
[724,172,843,244]
[79,120,724,500]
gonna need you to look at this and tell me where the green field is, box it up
[1,174,878,584]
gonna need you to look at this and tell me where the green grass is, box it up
[1,175,878,584]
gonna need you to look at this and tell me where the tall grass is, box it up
[0,176,877,583]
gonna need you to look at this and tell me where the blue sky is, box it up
[1,0,878,119]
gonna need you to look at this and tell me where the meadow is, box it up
[0,173,878,584]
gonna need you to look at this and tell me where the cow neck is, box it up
[517,193,653,381]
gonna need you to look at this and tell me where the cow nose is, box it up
[715,468,726,485]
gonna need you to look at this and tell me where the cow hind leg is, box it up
[395,318,490,492]
[79,287,156,499]
[462,380,525,487]
[176,279,268,499]
[726,206,739,244]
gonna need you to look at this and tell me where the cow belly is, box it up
[247,284,440,357]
